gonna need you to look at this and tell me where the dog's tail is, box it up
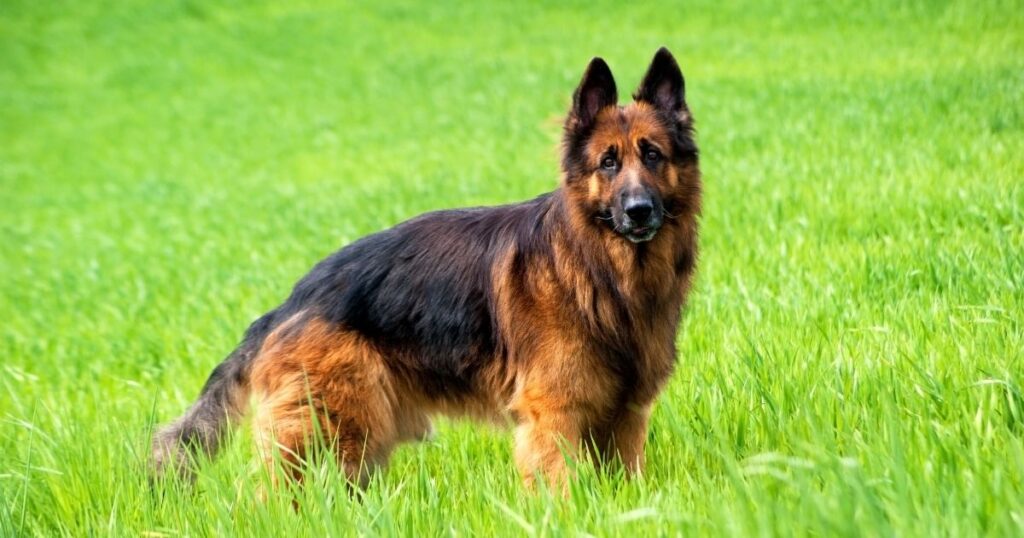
[149,306,285,480]
[150,308,288,482]
[150,352,252,480]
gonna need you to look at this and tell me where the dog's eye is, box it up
[644,148,661,163]
[601,156,617,170]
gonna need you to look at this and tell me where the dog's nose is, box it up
[624,198,654,223]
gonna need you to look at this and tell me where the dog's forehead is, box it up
[588,102,671,156]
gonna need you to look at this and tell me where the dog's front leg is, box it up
[607,402,652,477]
[507,335,618,490]
[512,403,583,491]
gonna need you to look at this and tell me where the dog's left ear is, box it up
[634,47,686,116]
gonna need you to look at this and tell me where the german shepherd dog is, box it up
[152,47,701,489]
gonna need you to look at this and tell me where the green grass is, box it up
[2,0,1023,535]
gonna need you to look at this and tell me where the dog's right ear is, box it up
[566,57,617,132]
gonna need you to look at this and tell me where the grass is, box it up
[2,0,1023,535]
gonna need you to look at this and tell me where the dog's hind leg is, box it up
[250,319,400,489]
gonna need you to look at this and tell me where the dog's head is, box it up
[561,48,699,244]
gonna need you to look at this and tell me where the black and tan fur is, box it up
[152,47,701,489]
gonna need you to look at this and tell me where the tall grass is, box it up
[2,0,1022,535]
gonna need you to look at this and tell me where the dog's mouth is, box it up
[623,225,658,243]
[596,209,661,243]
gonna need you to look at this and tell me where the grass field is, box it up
[2,0,1023,535]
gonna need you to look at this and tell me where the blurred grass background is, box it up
[1,0,1023,535]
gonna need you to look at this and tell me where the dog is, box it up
[152,47,701,489]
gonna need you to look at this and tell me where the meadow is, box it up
[2,0,1023,535]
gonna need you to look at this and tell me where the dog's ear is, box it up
[567,57,617,132]
[634,47,686,115]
